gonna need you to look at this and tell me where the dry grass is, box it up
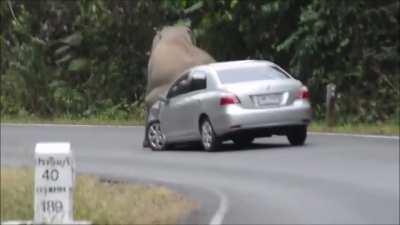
[1,167,194,224]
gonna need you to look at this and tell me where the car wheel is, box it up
[147,121,167,151]
[200,118,220,151]
[233,135,254,147]
[287,125,307,146]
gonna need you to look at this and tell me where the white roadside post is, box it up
[34,142,75,224]
[2,142,90,225]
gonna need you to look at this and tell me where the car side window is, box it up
[167,73,190,99]
[190,72,207,92]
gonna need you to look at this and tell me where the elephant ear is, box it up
[192,47,216,64]
[186,27,197,45]
[150,30,163,54]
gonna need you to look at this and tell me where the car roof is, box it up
[206,60,275,71]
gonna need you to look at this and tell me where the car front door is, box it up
[178,72,208,140]
[160,73,191,141]
[161,72,208,143]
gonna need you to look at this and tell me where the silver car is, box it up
[147,60,312,151]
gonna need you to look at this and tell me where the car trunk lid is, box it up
[222,79,303,109]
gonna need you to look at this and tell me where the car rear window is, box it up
[217,65,290,84]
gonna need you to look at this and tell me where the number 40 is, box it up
[42,169,59,181]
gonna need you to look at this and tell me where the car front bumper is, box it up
[211,100,312,137]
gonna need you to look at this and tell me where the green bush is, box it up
[1,0,398,123]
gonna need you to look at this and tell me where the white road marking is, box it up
[0,123,142,129]
[209,188,229,225]
[310,132,399,140]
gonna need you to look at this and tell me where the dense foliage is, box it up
[1,0,399,123]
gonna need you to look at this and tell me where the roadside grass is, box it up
[1,167,194,224]
[1,114,143,126]
[1,115,398,136]
[309,120,399,136]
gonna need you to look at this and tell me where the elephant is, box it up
[143,25,215,147]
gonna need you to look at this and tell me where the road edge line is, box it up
[208,188,229,225]
[3,123,398,140]
[310,132,399,140]
[0,123,143,129]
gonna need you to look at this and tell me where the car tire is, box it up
[147,121,167,151]
[287,125,307,146]
[233,135,254,147]
[200,118,220,152]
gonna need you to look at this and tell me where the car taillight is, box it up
[296,86,310,99]
[220,94,240,106]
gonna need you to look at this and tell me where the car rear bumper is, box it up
[212,100,312,136]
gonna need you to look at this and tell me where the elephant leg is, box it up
[142,106,150,148]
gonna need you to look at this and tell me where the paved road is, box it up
[1,124,399,224]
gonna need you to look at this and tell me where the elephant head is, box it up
[145,25,215,109]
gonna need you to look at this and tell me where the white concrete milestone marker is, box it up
[2,142,90,225]
[34,142,75,224]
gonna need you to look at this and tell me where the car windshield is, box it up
[217,65,289,84]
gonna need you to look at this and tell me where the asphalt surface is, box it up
[1,124,399,224]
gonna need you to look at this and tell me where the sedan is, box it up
[146,60,312,151]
